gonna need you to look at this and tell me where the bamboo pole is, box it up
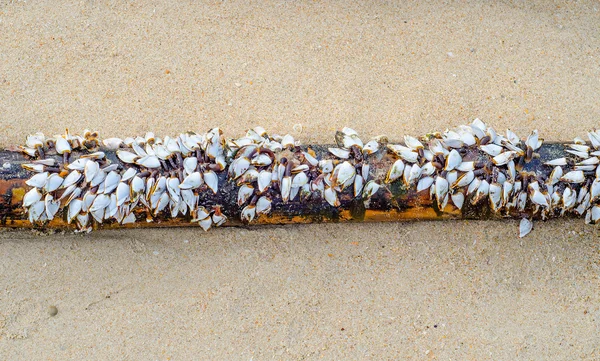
[3,124,598,237]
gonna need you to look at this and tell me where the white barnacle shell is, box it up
[456,161,474,172]
[62,170,82,188]
[55,137,72,154]
[117,150,139,164]
[333,161,356,189]
[319,159,334,174]
[154,144,172,160]
[530,188,549,207]
[452,170,474,189]
[435,176,449,205]
[252,153,273,167]
[324,187,340,207]
[229,157,250,180]
[451,192,465,210]
[44,174,63,192]
[404,135,423,150]
[445,149,462,171]
[328,147,350,159]
[26,172,49,188]
[591,178,600,201]
[82,191,96,212]
[198,217,213,231]
[181,189,197,211]
[28,200,45,223]
[167,177,181,201]
[22,163,45,172]
[385,159,404,184]
[203,170,219,194]
[362,180,380,199]
[121,168,137,182]
[489,182,502,212]
[67,158,89,171]
[103,138,123,149]
[241,205,256,222]
[421,162,435,176]
[183,157,198,175]
[121,212,136,225]
[387,145,418,163]
[281,176,291,202]
[417,176,434,193]
[362,140,379,155]
[472,179,490,205]
[67,199,82,224]
[153,192,170,216]
[90,168,107,187]
[466,177,481,195]
[237,184,254,206]
[84,160,100,183]
[103,171,121,194]
[407,164,422,185]
[256,196,272,215]
[577,157,599,166]
[292,172,308,188]
[480,144,503,157]
[23,187,42,207]
[519,218,533,238]
[560,170,585,184]
[548,166,563,185]
[90,194,110,213]
[525,130,543,151]
[281,134,295,149]
[131,175,145,195]
[136,155,161,169]
[354,174,364,197]
[302,151,319,166]
[492,151,518,166]
[257,171,272,193]
[179,172,203,190]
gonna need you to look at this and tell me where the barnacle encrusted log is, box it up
[4,121,600,237]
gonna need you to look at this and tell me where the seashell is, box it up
[241,205,256,222]
[153,193,170,216]
[451,192,464,209]
[361,163,370,181]
[84,161,100,183]
[252,153,273,167]
[417,176,434,193]
[167,177,181,201]
[117,150,139,164]
[229,157,250,180]
[472,179,490,205]
[387,145,419,163]
[456,161,474,172]
[26,172,49,188]
[292,172,308,188]
[203,170,219,194]
[28,200,45,222]
[90,194,110,212]
[198,216,212,231]
[492,151,518,165]
[328,147,350,159]
[453,171,474,189]
[363,180,380,199]
[324,187,340,207]
[67,158,90,171]
[22,163,45,172]
[237,184,254,206]
[435,176,449,205]
[333,161,356,189]
[302,151,319,166]
[183,157,198,175]
[256,196,272,215]
[55,137,72,154]
[82,191,97,212]
[44,174,63,192]
[81,151,106,160]
[179,172,203,190]
[103,138,123,149]
[90,169,106,187]
[362,140,379,155]
[421,162,435,176]
[103,171,121,194]
[566,149,589,159]
[560,170,585,183]
[257,171,272,193]
[480,144,503,157]
[489,183,502,212]
[62,170,82,188]
[281,134,295,149]
[407,164,422,185]
[404,135,423,150]
[530,189,549,207]
[385,159,404,184]
[281,176,291,202]
[319,159,334,173]
[519,218,533,238]
[23,187,42,207]
[544,157,567,166]
[354,174,364,197]
[136,155,161,168]
[548,166,563,185]
[67,199,82,223]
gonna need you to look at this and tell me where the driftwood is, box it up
[0,138,574,232]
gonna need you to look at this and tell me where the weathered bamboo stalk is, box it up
[4,123,599,236]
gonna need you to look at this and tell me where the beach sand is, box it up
[1,1,599,359]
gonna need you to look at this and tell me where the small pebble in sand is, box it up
[48,305,58,316]
[184,239,189,243]
[153,250,159,255]
[293,124,303,133]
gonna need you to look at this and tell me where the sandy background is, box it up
[1,1,599,359]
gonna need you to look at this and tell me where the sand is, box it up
[1,1,599,359]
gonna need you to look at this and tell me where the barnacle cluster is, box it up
[19,120,600,237]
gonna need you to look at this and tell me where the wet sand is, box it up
[1,1,599,359]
